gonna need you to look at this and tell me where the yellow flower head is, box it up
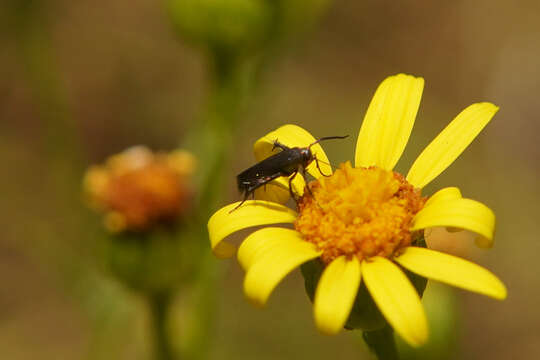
[208,74,507,347]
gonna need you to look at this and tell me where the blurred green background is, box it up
[1,0,539,359]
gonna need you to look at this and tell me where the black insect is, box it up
[232,135,348,212]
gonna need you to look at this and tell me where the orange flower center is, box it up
[103,163,190,231]
[83,147,196,232]
[294,161,426,264]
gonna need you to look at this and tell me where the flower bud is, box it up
[167,0,272,54]
[273,0,333,38]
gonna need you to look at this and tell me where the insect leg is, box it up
[272,140,290,152]
[301,167,327,212]
[288,171,299,200]
[314,155,332,177]
[230,190,251,213]
[301,167,315,198]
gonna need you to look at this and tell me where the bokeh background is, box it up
[1,0,539,359]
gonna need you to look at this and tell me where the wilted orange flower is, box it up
[84,146,196,232]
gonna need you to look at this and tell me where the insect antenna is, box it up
[309,135,349,176]
[308,135,349,148]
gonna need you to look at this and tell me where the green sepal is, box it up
[404,237,428,298]
[300,257,324,302]
[105,223,203,295]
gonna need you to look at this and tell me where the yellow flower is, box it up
[208,74,507,347]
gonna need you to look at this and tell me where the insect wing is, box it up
[236,150,301,191]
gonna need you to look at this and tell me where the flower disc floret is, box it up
[295,161,426,264]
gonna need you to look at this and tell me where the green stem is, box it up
[180,51,257,360]
[149,292,175,360]
[184,50,257,215]
[363,325,400,360]
[182,250,220,360]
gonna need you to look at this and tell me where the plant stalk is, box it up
[150,292,175,360]
[363,325,400,360]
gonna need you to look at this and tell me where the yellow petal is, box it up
[237,228,310,271]
[395,247,507,300]
[424,187,462,208]
[253,174,306,202]
[406,103,499,188]
[254,124,333,179]
[412,197,495,248]
[313,256,361,335]
[424,187,463,234]
[207,201,297,258]
[355,74,424,170]
[243,237,321,306]
[362,257,428,347]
